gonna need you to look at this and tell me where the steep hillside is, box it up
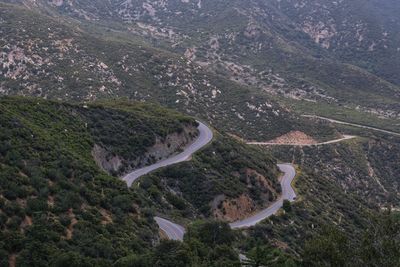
[250,128,400,254]
[137,134,281,222]
[5,0,399,119]
[0,96,286,265]
[2,1,400,265]
[273,0,400,86]
[0,96,197,265]
[0,2,339,142]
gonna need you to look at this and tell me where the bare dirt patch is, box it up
[268,131,318,145]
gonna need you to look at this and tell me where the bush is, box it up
[282,200,292,213]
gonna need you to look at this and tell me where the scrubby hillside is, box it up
[2,0,400,265]
[137,134,281,222]
[0,96,198,265]
[0,2,344,142]
[4,0,399,119]
[0,96,286,265]
[250,127,400,255]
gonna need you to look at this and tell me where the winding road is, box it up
[122,119,360,241]
[121,115,388,248]
[154,164,297,240]
[122,121,213,187]
[122,121,298,240]
[230,164,296,229]
[122,120,212,240]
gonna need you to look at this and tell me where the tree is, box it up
[302,226,351,267]
[282,200,292,213]
[51,251,94,267]
[247,243,297,267]
[358,211,400,267]
[185,221,235,247]
[114,254,150,267]
[152,240,190,267]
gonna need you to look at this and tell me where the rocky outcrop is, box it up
[92,124,198,175]
[212,169,279,222]
[213,194,256,222]
[92,144,124,174]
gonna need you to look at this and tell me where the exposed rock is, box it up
[213,194,256,222]
[9,254,16,267]
[212,168,279,222]
[65,208,78,240]
[20,215,32,232]
[92,144,123,174]
[268,131,318,145]
[92,124,198,175]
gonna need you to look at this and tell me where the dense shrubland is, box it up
[0,96,195,266]
[136,134,280,220]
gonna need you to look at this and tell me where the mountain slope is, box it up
[0,2,339,142]
[0,96,286,265]
[0,96,198,266]
[5,0,399,118]
[273,0,400,86]
[252,127,400,254]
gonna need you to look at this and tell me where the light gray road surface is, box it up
[229,164,296,229]
[121,121,297,237]
[122,121,212,241]
[303,115,400,137]
[154,164,296,240]
[122,121,213,187]
[154,216,186,241]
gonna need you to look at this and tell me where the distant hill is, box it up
[0,2,339,142]
[2,0,399,118]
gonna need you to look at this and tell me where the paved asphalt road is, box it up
[122,121,213,187]
[154,217,186,241]
[303,115,400,137]
[121,121,298,239]
[229,164,296,229]
[156,164,297,240]
[122,120,212,240]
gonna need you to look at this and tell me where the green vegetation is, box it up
[0,96,196,266]
[303,211,400,267]
[116,221,241,267]
[2,1,400,265]
[0,96,287,266]
[0,2,341,142]
[137,133,280,219]
[81,100,197,174]
[279,96,400,133]
[243,130,400,261]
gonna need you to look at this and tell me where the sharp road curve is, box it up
[122,121,213,187]
[122,120,212,241]
[154,163,297,240]
[122,116,381,242]
[229,164,296,229]
[154,217,186,241]
[122,121,298,240]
